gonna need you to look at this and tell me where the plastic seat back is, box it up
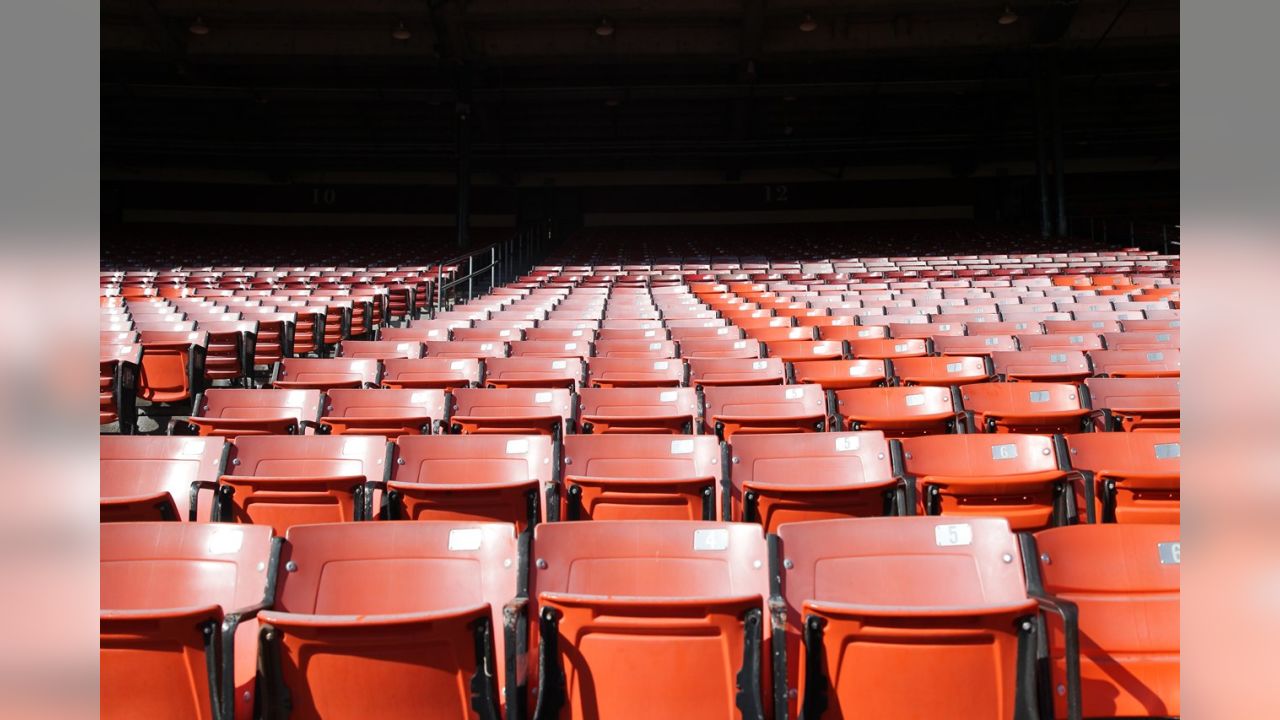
[898,433,1074,530]
[100,436,225,522]
[960,381,1090,433]
[101,343,142,431]
[258,522,518,720]
[385,433,554,528]
[688,357,785,387]
[776,517,1037,720]
[592,339,679,359]
[577,386,699,434]
[1031,524,1180,718]
[890,355,992,386]
[483,356,584,389]
[529,521,771,720]
[101,522,277,720]
[1083,377,1180,431]
[336,340,424,359]
[832,385,964,437]
[584,356,685,388]
[561,434,721,520]
[186,389,323,437]
[449,387,574,436]
[1102,331,1180,351]
[728,431,898,530]
[702,384,829,440]
[678,337,763,359]
[1062,431,1181,523]
[932,334,1017,357]
[790,358,888,389]
[991,350,1092,382]
[1088,349,1181,378]
[422,339,508,358]
[216,435,389,534]
[507,339,592,359]
[271,357,380,390]
[380,357,480,389]
[138,330,208,403]
[764,339,846,362]
[318,388,448,436]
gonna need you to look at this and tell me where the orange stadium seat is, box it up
[775,517,1079,720]
[100,435,226,522]
[380,357,481,389]
[702,383,828,439]
[257,522,517,719]
[1089,349,1181,378]
[422,339,508,358]
[890,355,992,386]
[1027,524,1179,718]
[381,433,554,529]
[101,522,278,720]
[577,386,700,434]
[448,387,575,437]
[1084,377,1180,431]
[270,357,380,390]
[727,431,903,530]
[897,432,1078,530]
[991,350,1093,382]
[561,434,721,520]
[688,357,786,386]
[961,381,1091,433]
[584,356,686,387]
[483,356,585,389]
[831,385,965,437]
[1059,430,1181,523]
[183,388,323,436]
[317,388,448,436]
[336,339,424,359]
[790,358,888,389]
[138,329,208,403]
[207,435,389,533]
[678,337,763,359]
[529,521,771,720]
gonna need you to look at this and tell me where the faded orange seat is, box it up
[184,389,323,437]
[336,339,424,359]
[529,521,771,720]
[381,433,554,529]
[100,435,225,522]
[258,522,518,720]
[318,388,448,436]
[380,357,480,389]
[776,517,1080,720]
[584,356,685,387]
[577,386,699,434]
[1084,377,1180,431]
[561,434,721,520]
[448,387,575,437]
[101,522,278,720]
[961,381,1091,433]
[897,432,1079,530]
[208,435,389,534]
[790,358,888,389]
[890,355,992,386]
[688,357,785,387]
[727,431,902,531]
[703,384,829,440]
[1060,431,1180,523]
[1028,524,1179,718]
[138,330,209,403]
[991,350,1092,382]
[483,356,584,389]
[832,385,964,437]
[270,357,380,390]
[1088,349,1180,378]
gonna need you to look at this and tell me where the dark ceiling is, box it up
[102,0,1178,176]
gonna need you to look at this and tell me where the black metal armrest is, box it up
[361,480,388,521]
[188,480,220,522]
[503,596,530,720]
[1028,591,1083,720]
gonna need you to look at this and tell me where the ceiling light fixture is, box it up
[799,14,818,32]
[392,21,411,40]
[595,18,615,37]
[189,16,209,35]
[998,6,1019,25]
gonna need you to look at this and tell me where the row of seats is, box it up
[102,518,1180,720]
[103,428,1179,534]
[169,378,1179,441]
